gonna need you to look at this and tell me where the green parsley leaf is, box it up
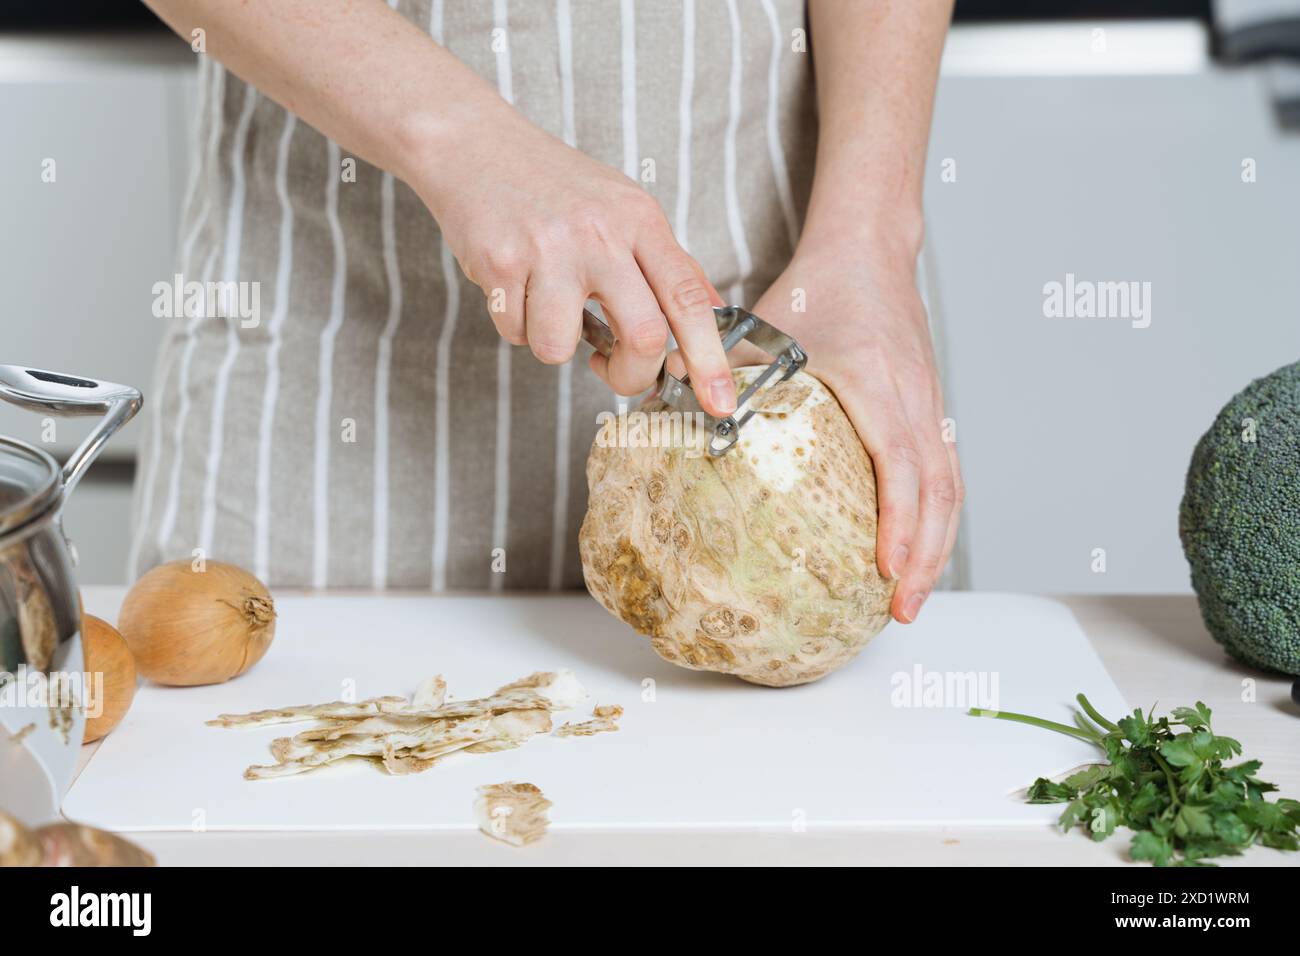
[968,694,1300,866]
[1130,830,1173,866]
[1158,734,1200,768]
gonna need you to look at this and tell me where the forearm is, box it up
[142,0,507,188]
[803,0,953,262]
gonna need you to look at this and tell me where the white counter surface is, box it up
[70,590,1300,866]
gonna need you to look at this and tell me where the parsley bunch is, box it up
[970,695,1300,866]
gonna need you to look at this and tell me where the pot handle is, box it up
[0,365,143,497]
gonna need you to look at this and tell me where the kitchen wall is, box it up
[2,21,1295,591]
[927,22,1300,593]
[0,34,195,585]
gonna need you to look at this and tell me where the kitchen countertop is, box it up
[73,591,1299,866]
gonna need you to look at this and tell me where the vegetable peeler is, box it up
[581,305,807,457]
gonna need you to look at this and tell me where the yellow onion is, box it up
[119,560,276,687]
[81,614,136,742]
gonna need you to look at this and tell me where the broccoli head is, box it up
[1179,360,1300,676]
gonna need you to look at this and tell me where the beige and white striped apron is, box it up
[128,0,818,590]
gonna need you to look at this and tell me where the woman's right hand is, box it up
[142,1,729,404]
[402,99,738,418]
[142,0,731,411]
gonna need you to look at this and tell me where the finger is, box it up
[873,434,922,621]
[523,273,585,365]
[634,230,735,417]
[588,349,610,385]
[893,427,958,623]
[483,281,527,346]
[589,260,669,397]
[937,432,966,578]
[588,348,641,401]
[830,376,921,603]
[665,337,767,379]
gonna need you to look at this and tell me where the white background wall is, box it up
[926,24,1300,593]
[2,23,1296,590]
[0,35,194,585]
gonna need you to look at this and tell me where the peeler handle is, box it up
[581,308,617,358]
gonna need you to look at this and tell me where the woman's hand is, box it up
[403,102,737,418]
[142,1,735,413]
[744,236,963,624]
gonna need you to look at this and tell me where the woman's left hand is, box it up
[742,237,964,625]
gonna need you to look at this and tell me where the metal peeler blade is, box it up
[581,305,807,456]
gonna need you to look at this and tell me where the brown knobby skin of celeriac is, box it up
[579,367,895,687]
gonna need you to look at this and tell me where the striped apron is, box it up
[128,0,818,590]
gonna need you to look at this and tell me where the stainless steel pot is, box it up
[0,366,141,825]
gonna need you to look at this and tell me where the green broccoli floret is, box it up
[1179,360,1300,676]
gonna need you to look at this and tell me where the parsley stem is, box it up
[1076,693,1121,733]
[1074,712,1106,738]
[1151,751,1182,807]
[968,707,1103,746]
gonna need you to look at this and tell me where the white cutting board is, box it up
[66,592,1128,832]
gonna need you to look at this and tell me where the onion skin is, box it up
[81,615,137,742]
[119,560,276,687]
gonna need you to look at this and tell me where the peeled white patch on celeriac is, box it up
[730,366,829,493]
